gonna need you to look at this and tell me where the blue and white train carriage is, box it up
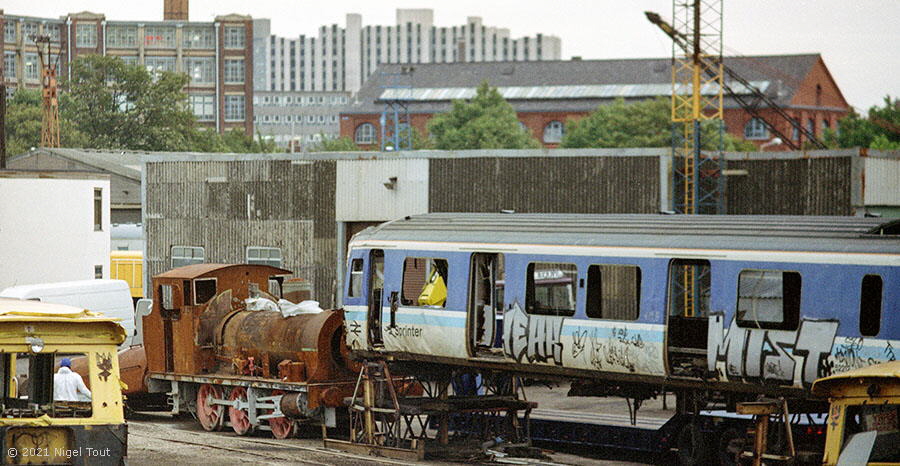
[343,213,900,398]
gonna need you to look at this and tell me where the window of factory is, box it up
[246,247,283,267]
[3,52,15,78]
[807,118,816,136]
[736,270,801,331]
[542,120,564,144]
[224,95,245,121]
[144,26,175,48]
[188,94,215,121]
[791,118,800,140]
[46,24,61,43]
[822,119,831,132]
[94,265,103,279]
[171,246,205,268]
[144,56,176,78]
[526,262,577,317]
[860,274,883,337]
[25,53,41,81]
[401,257,449,308]
[184,57,215,85]
[193,278,217,305]
[743,118,768,140]
[355,123,376,144]
[183,27,215,49]
[224,58,245,84]
[586,264,641,320]
[106,25,137,48]
[22,23,38,41]
[118,55,138,66]
[93,188,103,231]
[76,24,97,48]
[4,21,15,43]
[224,26,245,49]
[348,258,364,298]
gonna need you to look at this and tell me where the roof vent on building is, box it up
[571,56,582,61]
[501,66,515,76]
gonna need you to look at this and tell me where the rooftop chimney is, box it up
[164,0,188,21]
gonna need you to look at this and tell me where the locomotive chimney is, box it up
[164,0,189,21]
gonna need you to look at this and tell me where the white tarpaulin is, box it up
[244,297,324,317]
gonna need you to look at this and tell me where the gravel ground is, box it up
[125,384,663,465]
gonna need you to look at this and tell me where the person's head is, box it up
[60,358,71,368]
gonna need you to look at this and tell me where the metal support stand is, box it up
[737,398,796,465]
[325,362,537,461]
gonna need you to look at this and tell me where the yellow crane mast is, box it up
[34,34,61,148]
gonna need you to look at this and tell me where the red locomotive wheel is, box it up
[196,384,224,431]
[228,387,253,435]
[268,390,295,440]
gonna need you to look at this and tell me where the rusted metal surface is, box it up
[143,264,289,375]
[218,308,354,383]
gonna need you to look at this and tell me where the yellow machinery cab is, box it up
[110,250,143,301]
[0,298,127,465]
[813,362,900,465]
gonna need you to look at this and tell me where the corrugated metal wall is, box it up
[335,159,429,221]
[428,156,661,213]
[864,157,900,206]
[726,157,852,215]
[145,160,337,306]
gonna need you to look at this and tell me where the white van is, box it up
[0,279,135,347]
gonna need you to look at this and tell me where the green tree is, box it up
[561,97,756,151]
[3,88,87,156]
[4,89,43,157]
[427,81,539,150]
[63,55,198,151]
[311,135,363,152]
[831,97,900,150]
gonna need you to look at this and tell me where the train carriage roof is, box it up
[351,214,900,255]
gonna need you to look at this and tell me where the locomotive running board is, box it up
[323,438,425,461]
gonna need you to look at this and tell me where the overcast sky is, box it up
[6,0,898,112]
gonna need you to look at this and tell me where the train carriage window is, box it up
[401,257,449,307]
[668,259,711,317]
[860,274,883,337]
[586,264,641,320]
[193,278,217,305]
[736,270,801,330]
[526,263,577,317]
[348,259,364,298]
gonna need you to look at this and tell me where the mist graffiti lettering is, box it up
[503,302,564,365]
[708,314,838,387]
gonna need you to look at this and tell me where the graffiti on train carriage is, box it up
[503,302,565,365]
[826,337,897,376]
[708,313,839,387]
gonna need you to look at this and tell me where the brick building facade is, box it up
[340,55,849,151]
[0,9,254,134]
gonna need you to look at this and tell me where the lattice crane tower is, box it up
[34,35,61,148]
[670,1,724,318]
[670,0,724,215]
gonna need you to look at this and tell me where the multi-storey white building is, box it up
[253,9,561,94]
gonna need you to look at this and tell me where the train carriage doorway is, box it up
[666,259,711,377]
[367,249,385,347]
[467,253,502,357]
